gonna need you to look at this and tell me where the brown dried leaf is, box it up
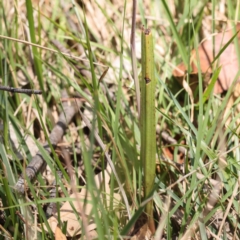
[173,24,240,94]
[50,192,97,237]
[55,226,66,240]
[47,165,121,237]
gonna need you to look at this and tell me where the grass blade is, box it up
[25,0,44,97]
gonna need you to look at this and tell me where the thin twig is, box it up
[0,86,42,94]
[15,90,81,194]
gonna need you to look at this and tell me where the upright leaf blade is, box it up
[140,27,156,233]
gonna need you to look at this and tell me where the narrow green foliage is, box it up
[25,0,44,97]
[140,27,156,232]
[161,0,188,65]
[1,0,240,238]
[201,67,221,105]
[80,130,108,239]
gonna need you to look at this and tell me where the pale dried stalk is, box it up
[0,35,105,67]
[130,0,140,116]
[79,110,131,220]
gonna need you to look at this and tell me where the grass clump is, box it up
[0,0,239,239]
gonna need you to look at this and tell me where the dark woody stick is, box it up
[15,90,81,194]
[0,86,42,95]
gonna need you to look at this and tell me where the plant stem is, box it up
[140,27,156,233]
